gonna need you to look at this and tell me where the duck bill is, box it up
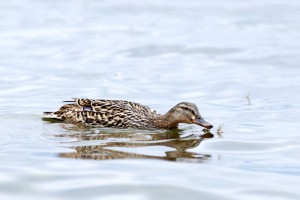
[195,118,213,129]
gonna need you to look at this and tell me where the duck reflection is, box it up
[58,128,213,162]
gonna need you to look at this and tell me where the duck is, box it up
[43,98,213,130]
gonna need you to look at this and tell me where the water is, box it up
[1,0,300,199]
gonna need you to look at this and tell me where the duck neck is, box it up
[152,112,179,130]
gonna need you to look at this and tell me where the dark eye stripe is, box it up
[180,106,196,116]
[180,106,189,110]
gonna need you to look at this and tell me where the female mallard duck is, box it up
[43,98,213,130]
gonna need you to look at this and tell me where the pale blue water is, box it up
[0,0,300,199]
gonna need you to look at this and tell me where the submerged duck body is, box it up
[43,98,213,130]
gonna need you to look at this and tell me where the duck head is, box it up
[165,102,213,129]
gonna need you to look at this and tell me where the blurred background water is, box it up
[0,0,300,199]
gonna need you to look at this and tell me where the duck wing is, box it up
[71,98,160,117]
[58,98,160,128]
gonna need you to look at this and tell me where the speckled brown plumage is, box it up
[43,98,213,130]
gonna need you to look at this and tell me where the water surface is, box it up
[0,0,300,199]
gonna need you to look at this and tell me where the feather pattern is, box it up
[43,98,213,130]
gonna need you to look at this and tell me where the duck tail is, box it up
[43,112,62,120]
